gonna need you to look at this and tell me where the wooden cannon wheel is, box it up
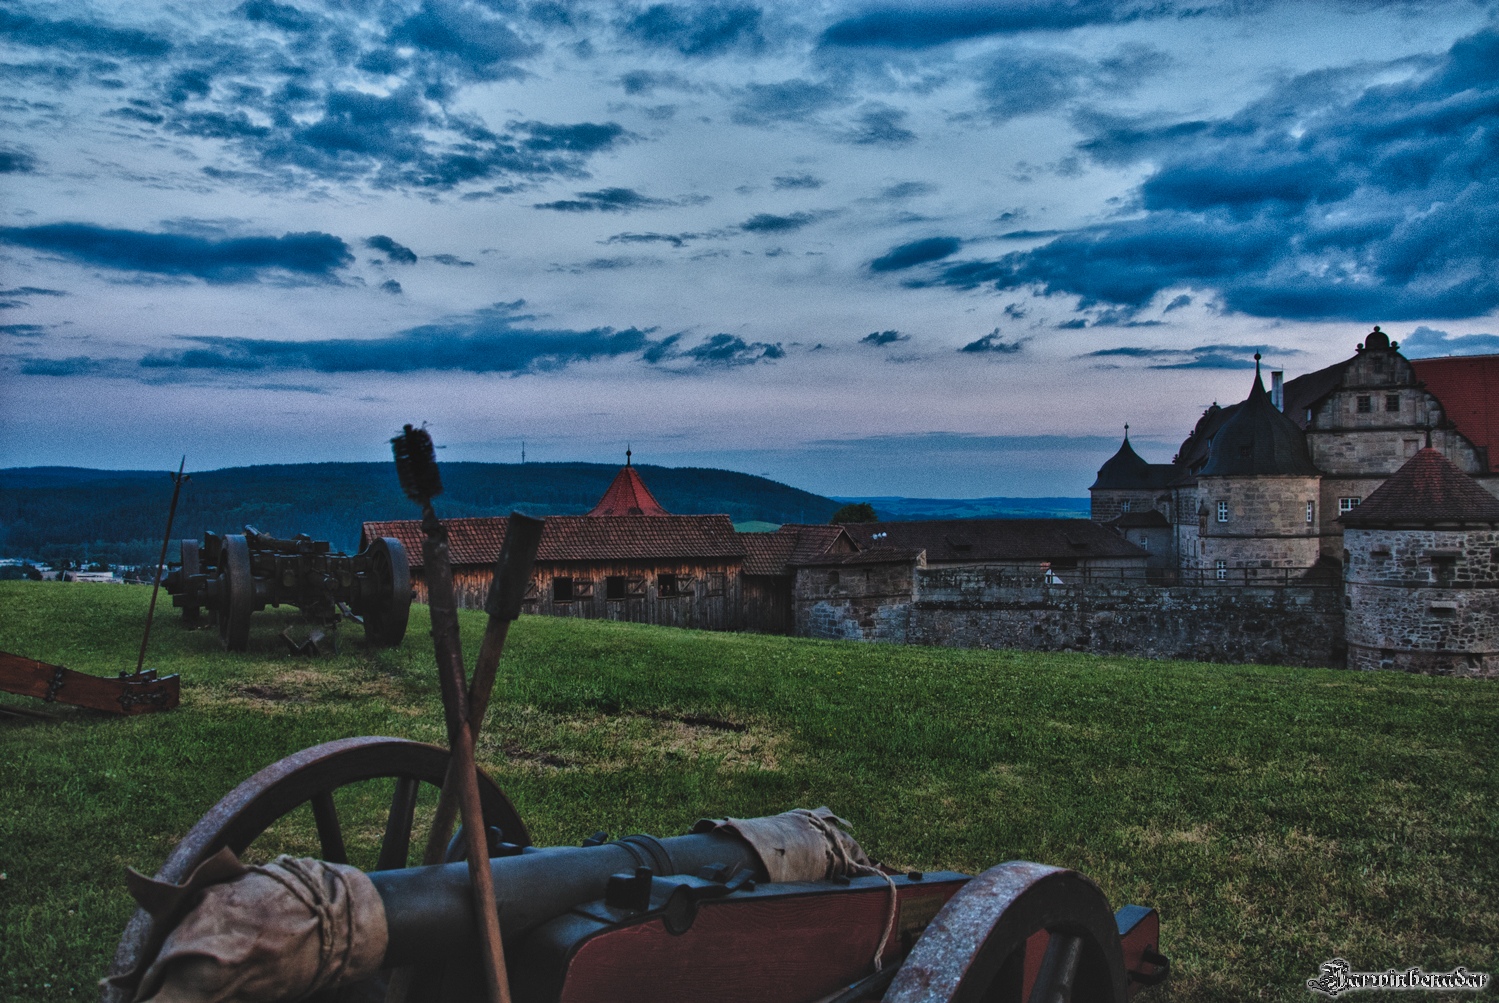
[361,536,412,648]
[216,533,253,651]
[178,539,202,624]
[884,861,1129,1003]
[101,736,530,1003]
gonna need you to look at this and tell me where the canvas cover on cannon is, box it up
[103,752,1169,1003]
[163,528,411,651]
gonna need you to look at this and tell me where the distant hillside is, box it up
[0,462,840,565]
[836,496,1091,521]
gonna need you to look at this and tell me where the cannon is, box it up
[102,737,1171,1003]
[164,527,411,651]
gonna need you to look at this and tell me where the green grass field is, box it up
[2,581,1496,1001]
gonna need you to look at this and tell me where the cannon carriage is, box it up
[165,527,411,650]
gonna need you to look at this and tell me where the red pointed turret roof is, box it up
[587,460,669,516]
[1340,448,1499,527]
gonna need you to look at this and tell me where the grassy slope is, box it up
[1,581,1495,1002]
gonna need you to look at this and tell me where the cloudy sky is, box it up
[3,0,1498,497]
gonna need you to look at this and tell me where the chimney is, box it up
[1271,371,1284,411]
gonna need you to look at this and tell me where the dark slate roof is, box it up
[796,548,925,567]
[1339,448,1499,527]
[1411,354,1499,473]
[1174,401,1240,476]
[842,519,1145,562]
[362,514,744,570]
[741,524,854,575]
[1283,358,1350,430]
[1090,436,1176,491]
[1198,368,1320,477]
[587,464,669,516]
[1108,509,1170,529]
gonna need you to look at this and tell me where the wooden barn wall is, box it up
[523,559,743,631]
[411,561,744,629]
[742,575,793,634]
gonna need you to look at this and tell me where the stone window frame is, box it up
[1306,500,1316,524]
[1216,501,1229,523]
[1121,499,1132,512]
[1356,395,1373,413]
[1339,497,1361,514]
[1385,394,1400,412]
[1214,559,1227,581]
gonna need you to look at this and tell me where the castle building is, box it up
[1092,329,1499,579]
[1340,447,1499,676]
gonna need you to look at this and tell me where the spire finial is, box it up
[1123,422,1130,441]
[625,445,631,467]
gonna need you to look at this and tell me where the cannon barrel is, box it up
[369,830,761,967]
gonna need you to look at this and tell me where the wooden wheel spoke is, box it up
[376,777,421,871]
[310,790,348,864]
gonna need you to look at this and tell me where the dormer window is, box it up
[1120,500,1131,512]
[1339,497,1360,514]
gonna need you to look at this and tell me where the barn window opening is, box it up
[553,577,575,601]
[706,571,725,596]
[1356,396,1372,413]
[658,574,681,597]
[605,576,628,600]
[1385,395,1400,412]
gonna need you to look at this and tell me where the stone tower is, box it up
[1341,447,1499,676]
[1194,360,1322,577]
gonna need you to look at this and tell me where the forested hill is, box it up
[0,462,840,565]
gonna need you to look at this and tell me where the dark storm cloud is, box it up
[0,148,37,173]
[617,69,695,95]
[389,0,538,73]
[917,29,1499,321]
[140,304,661,374]
[0,324,46,336]
[733,79,847,125]
[0,223,353,282]
[961,329,1026,353]
[740,212,821,233]
[773,173,823,190]
[677,333,785,365]
[978,44,1170,122]
[533,187,673,212]
[236,0,320,34]
[1083,343,1299,369]
[870,236,961,272]
[0,8,172,58]
[846,104,915,146]
[879,181,935,200]
[19,356,107,376]
[820,1,1183,49]
[1163,294,1192,312]
[1399,325,1499,358]
[602,231,711,247]
[430,254,475,266]
[366,235,418,264]
[379,279,403,294]
[0,286,67,300]
[860,329,909,346]
[620,4,765,57]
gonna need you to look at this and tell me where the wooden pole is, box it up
[135,457,187,676]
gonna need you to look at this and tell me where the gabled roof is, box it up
[362,514,744,570]
[740,524,854,576]
[1090,435,1176,491]
[1199,365,1320,477]
[1410,354,1499,473]
[587,463,669,516]
[842,519,1145,562]
[1108,509,1170,529]
[1282,358,1351,430]
[1339,448,1499,527]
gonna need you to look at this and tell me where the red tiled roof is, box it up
[587,465,669,516]
[362,514,743,570]
[1340,448,1499,527]
[739,524,854,575]
[842,519,1146,562]
[1411,354,1499,473]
